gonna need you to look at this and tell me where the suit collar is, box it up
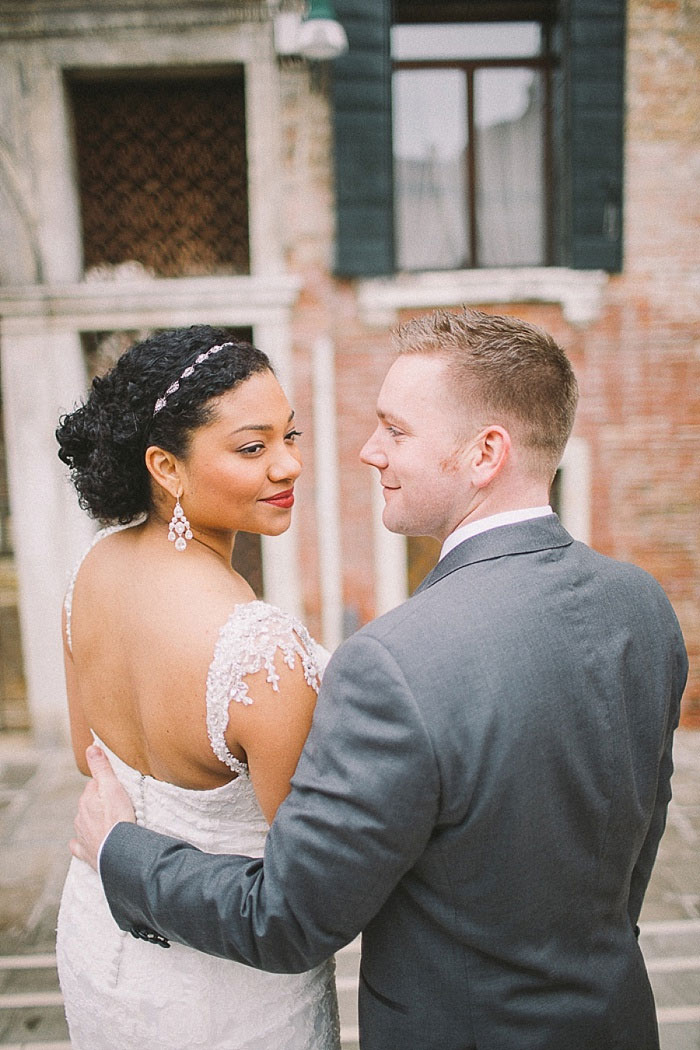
[413,514,573,595]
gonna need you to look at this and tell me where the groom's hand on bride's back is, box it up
[70,745,136,872]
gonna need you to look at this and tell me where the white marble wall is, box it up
[0,8,306,741]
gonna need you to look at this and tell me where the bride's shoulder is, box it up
[209,600,327,697]
[218,598,310,636]
[205,599,326,776]
[213,600,322,667]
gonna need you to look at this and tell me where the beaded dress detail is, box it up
[56,526,340,1050]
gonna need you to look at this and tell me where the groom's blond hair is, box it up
[393,307,578,479]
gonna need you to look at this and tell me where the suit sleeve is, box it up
[100,631,441,972]
[627,628,688,928]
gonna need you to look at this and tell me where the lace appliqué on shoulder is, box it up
[206,601,324,777]
[64,521,143,654]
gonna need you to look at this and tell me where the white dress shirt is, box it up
[439,506,553,562]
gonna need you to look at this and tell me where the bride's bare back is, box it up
[66,519,320,822]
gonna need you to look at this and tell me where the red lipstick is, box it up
[261,488,295,509]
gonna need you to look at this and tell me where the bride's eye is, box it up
[285,429,303,442]
[238,442,265,455]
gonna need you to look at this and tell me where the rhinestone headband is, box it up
[152,342,234,417]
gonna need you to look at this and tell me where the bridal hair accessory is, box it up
[168,497,193,552]
[152,342,234,417]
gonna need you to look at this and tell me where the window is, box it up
[332,0,625,277]
[392,22,553,270]
[69,72,250,278]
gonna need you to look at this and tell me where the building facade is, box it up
[0,0,697,741]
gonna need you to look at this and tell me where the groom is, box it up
[74,308,687,1050]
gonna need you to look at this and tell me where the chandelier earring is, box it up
[168,494,193,552]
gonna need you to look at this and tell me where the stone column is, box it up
[0,44,89,741]
[0,321,91,743]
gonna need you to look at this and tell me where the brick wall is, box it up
[282,1,699,726]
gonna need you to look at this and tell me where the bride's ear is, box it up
[145,445,182,501]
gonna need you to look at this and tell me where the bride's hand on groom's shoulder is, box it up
[70,745,136,872]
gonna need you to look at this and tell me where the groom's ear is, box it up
[467,425,511,489]
[144,445,182,500]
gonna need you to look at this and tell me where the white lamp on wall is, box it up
[274,0,348,60]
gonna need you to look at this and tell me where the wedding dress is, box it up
[56,527,341,1050]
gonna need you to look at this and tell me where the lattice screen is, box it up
[70,74,250,277]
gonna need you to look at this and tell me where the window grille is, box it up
[70,74,250,278]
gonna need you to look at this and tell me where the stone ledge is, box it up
[0,274,303,333]
[358,267,609,327]
[0,1,269,39]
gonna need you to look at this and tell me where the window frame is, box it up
[333,0,625,278]
[393,38,556,269]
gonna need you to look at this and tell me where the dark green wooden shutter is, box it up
[332,0,624,275]
[561,0,626,271]
[332,0,394,277]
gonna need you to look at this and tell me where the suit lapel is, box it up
[413,515,574,595]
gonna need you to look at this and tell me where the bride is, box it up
[54,326,341,1050]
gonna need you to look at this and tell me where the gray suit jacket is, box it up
[102,516,688,1050]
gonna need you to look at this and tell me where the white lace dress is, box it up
[56,530,341,1050]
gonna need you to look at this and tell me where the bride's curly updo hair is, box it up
[56,325,273,525]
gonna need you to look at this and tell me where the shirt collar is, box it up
[439,506,553,561]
